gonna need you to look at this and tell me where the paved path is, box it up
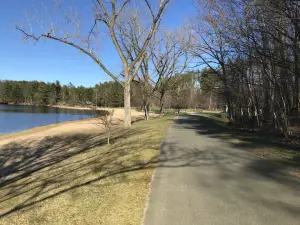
[143,115,300,225]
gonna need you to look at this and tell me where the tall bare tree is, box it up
[151,29,192,114]
[192,0,235,121]
[120,22,192,118]
[16,0,170,127]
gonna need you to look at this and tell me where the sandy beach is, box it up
[0,108,146,147]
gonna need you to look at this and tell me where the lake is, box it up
[0,104,103,135]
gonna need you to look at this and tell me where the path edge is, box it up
[141,116,176,225]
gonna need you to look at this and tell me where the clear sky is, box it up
[0,0,196,87]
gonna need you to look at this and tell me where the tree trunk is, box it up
[225,90,233,123]
[208,92,212,110]
[294,73,299,113]
[280,94,290,139]
[144,103,149,120]
[159,103,164,115]
[124,80,131,128]
[107,131,110,145]
[227,99,233,123]
[240,107,244,129]
[294,24,299,113]
[159,93,164,115]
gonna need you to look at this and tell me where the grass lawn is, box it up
[0,116,172,225]
[196,112,300,178]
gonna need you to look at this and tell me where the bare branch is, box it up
[145,0,155,19]
[16,26,123,87]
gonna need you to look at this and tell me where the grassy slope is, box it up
[0,116,172,225]
[197,112,300,177]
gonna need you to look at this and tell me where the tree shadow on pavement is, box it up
[164,116,300,220]
[158,139,300,220]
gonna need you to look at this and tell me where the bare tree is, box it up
[151,29,192,114]
[16,0,170,128]
[192,2,235,121]
[117,13,156,120]
[99,109,115,145]
[134,54,153,120]
[119,22,192,118]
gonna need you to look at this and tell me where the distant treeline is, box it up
[0,72,212,110]
[0,80,124,107]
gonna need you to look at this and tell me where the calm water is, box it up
[0,105,103,135]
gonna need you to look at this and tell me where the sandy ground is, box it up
[0,108,146,147]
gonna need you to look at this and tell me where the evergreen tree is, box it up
[11,83,22,103]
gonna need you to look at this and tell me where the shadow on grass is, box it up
[0,126,154,218]
[0,116,188,219]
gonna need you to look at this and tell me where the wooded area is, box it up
[192,0,300,138]
[0,80,123,107]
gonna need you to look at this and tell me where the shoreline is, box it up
[5,103,120,112]
[0,117,96,140]
[50,104,115,111]
[0,108,147,146]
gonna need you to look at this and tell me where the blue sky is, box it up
[0,0,196,87]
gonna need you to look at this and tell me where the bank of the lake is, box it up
[0,108,146,145]
[50,104,107,111]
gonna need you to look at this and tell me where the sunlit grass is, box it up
[0,116,172,225]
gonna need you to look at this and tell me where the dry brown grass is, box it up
[0,116,172,225]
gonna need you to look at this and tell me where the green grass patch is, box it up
[198,112,229,125]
